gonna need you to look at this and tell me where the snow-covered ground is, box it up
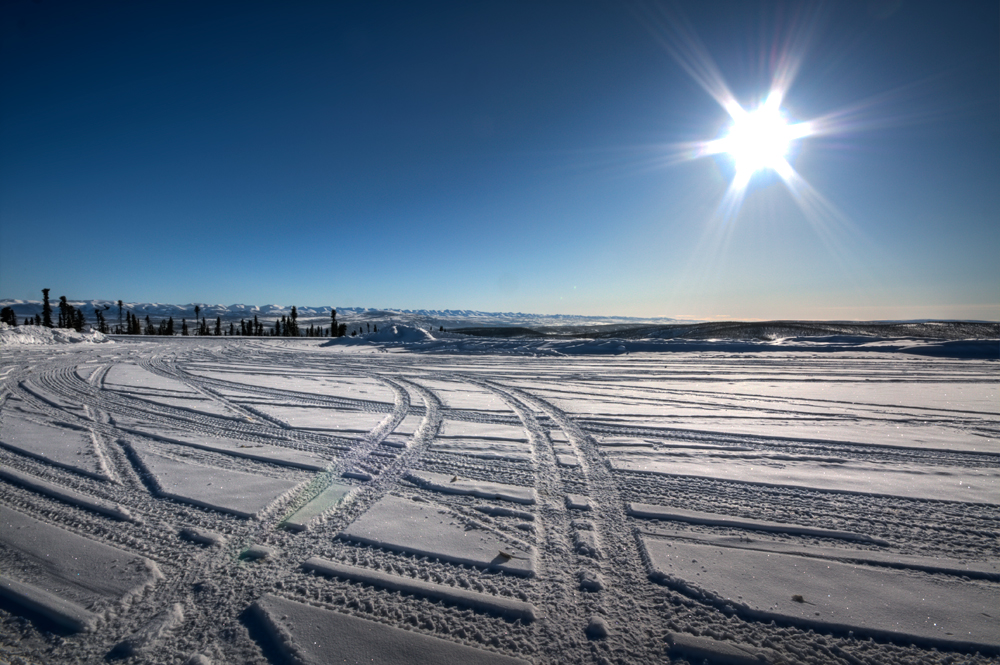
[0,322,111,346]
[0,333,997,664]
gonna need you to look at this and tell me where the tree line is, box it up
[0,290,358,338]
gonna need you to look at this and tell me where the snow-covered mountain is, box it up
[0,299,683,330]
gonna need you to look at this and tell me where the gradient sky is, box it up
[1,1,997,320]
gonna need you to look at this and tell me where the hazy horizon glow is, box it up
[0,1,996,321]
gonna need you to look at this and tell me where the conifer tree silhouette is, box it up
[42,289,53,328]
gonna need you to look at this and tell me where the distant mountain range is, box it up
[3,300,995,339]
[0,299,685,329]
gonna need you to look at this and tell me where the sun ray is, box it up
[633,3,743,121]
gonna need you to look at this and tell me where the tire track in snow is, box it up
[481,378,667,662]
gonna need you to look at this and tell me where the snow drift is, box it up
[0,323,111,346]
[321,324,435,347]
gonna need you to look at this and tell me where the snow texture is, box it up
[613,454,999,504]
[0,505,161,629]
[253,593,530,665]
[628,503,888,545]
[121,425,327,471]
[666,632,776,665]
[0,322,111,346]
[406,470,536,504]
[127,441,301,518]
[644,536,1000,651]
[0,412,108,478]
[0,466,133,522]
[302,557,537,621]
[1,331,997,664]
[178,527,227,547]
[340,495,536,576]
[112,603,184,657]
[0,575,101,632]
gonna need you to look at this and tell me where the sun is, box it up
[722,105,793,174]
[702,92,812,178]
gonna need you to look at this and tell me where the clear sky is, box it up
[1,1,997,320]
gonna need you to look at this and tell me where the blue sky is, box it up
[1,1,996,320]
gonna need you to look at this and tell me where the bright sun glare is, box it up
[702,92,813,179]
[722,105,791,174]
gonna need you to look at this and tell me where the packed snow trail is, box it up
[0,337,997,664]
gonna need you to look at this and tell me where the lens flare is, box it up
[700,91,814,181]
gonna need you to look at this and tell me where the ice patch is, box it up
[281,481,354,532]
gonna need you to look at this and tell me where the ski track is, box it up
[0,339,997,664]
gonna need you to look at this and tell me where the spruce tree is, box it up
[42,288,53,328]
[74,309,85,332]
[215,316,221,336]
[330,309,337,337]
[0,306,16,326]
[167,317,174,336]
[58,296,69,328]
[182,319,189,336]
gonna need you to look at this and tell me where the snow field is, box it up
[0,337,996,664]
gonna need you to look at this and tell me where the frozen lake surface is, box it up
[0,332,997,664]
